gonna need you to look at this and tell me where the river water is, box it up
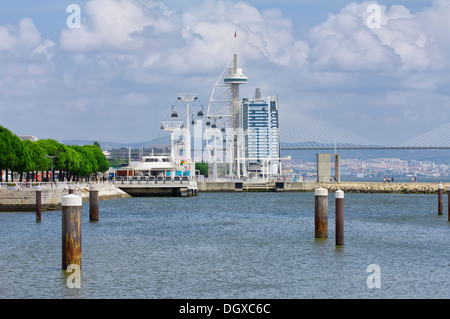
[0,192,448,299]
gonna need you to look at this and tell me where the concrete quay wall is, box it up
[198,181,449,194]
[0,184,130,212]
[317,182,449,194]
[198,181,317,192]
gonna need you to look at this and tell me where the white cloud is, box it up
[58,0,310,76]
[308,8,399,71]
[32,39,56,62]
[59,0,177,52]
[0,18,42,54]
[307,1,450,72]
[0,18,55,95]
[1,0,450,145]
[0,25,17,52]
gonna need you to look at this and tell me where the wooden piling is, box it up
[438,184,443,216]
[68,185,74,194]
[448,187,449,221]
[89,185,99,221]
[335,190,344,246]
[35,186,41,222]
[62,194,82,270]
[315,187,328,238]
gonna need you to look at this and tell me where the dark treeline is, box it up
[0,125,109,183]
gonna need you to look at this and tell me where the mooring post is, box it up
[68,185,74,194]
[315,187,328,238]
[335,190,344,246]
[438,184,443,216]
[89,185,99,221]
[448,187,450,221]
[35,186,41,222]
[62,194,82,270]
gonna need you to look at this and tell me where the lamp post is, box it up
[44,148,61,184]
[178,94,197,179]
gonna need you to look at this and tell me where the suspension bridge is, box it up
[148,100,450,152]
[278,102,450,151]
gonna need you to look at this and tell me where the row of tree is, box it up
[0,125,110,183]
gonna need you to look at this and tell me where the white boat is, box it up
[115,155,178,178]
[114,154,198,197]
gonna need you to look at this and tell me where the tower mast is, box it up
[207,31,247,178]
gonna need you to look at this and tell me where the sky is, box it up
[0,0,449,146]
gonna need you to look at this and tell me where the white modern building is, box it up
[243,88,280,177]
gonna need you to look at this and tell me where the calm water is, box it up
[0,192,448,299]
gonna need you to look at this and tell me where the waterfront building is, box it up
[243,88,280,176]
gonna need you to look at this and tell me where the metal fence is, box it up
[0,181,111,190]
[114,176,191,186]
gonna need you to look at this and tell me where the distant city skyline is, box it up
[0,0,449,146]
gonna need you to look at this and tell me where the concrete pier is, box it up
[0,183,130,212]
[197,181,317,192]
[115,178,198,197]
[316,154,340,183]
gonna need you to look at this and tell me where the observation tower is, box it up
[207,35,247,178]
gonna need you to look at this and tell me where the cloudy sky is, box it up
[0,0,449,146]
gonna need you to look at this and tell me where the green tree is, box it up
[26,140,48,181]
[0,125,22,182]
[36,139,62,182]
[18,140,36,182]
[70,145,92,178]
[87,145,109,173]
[58,145,80,181]
[0,125,110,182]
[195,162,208,177]
[82,145,98,177]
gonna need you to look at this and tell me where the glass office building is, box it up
[243,89,280,176]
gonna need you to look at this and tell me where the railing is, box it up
[114,176,191,186]
[0,181,113,190]
[201,177,302,183]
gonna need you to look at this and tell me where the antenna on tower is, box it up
[234,30,237,54]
